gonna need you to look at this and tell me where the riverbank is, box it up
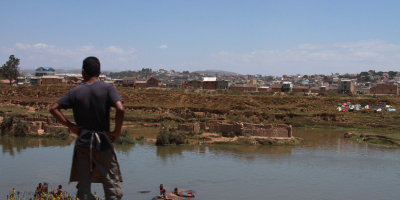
[1,85,400,147]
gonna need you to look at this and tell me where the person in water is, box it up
[158,184,173,200]
[42,183,48,193]
[159,184,166,198]
[174,187,195,198]
[35,183,43,197]
[52,185,63,197]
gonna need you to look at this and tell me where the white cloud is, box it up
[33,43,50,48]
[2,40,400,75]
[1,43,137,71]
[211,40,400,75]
[106,46,126,54]
[159,44,168,49]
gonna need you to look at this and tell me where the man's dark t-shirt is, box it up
[57,81,121,132]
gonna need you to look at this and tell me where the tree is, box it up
[388,71,397,80]
[0,55,20,85]
[358,71,370,82]
[368,70,376,75]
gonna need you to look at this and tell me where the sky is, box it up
[1,0,400,75]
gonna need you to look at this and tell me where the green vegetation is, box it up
[345,132,400,147]
[0,116,29,137]
[135,135,145,141]
[13,120,28,137]
[115,129,135,145]
[0,55,20,85]
[1,115,14,135]
[0,106,30,115]
[156,129,188,145]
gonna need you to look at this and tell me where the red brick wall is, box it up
[203,81,217,89]
[229,86,257,92]
[207,120,292,138]
[146,78,161,87]
[258,87,270,92]
[373,84,398,95]
[41,78,63,85]
[292,88,309,93]
[272,87,281,92]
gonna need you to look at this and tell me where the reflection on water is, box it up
[0,135,137,156]
[1,128,400,200]
[156,145,198,160]
[156,144,294,162]
[0,136,72,156]
[114,143,135,154]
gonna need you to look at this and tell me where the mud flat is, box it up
[344,131,400,147]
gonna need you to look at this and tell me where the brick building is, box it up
[229,85,257,92]
[40,76,65,85]
[146,77,161,87]
[122,77,135,87]
[134,80,147,88]
[216,80,229,89]
[292,86,309,93]
[202,77,217,89]
[186,80,202,89]
[35,67,55,76]
[338,80,354,94]
[371,83,398,95]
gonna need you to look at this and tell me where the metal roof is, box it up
[203,77,217,82]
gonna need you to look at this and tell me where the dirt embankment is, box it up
[1,85,400,130]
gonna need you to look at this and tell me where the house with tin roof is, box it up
[35,67,55,76]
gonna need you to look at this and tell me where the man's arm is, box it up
[109,101,125,142]
[49,103,81,135]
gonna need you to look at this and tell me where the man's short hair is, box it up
[83,57,101,77]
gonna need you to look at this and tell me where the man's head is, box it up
[82,56,101,79]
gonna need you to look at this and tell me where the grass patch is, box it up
[115,129,136,145]
[0,106,29,114]
[345,132,400,147]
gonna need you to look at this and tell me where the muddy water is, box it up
[1,128,400,200]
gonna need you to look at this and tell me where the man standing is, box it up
[50,57,124,200]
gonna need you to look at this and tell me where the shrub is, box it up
[13,120,28,137]
[156,129,171,145]
[170,132,186,145]
[116,129,135,145]
[156,129,187,145]
[0,115,14,135]
[198,129,205,134]
[136,135,145,141]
